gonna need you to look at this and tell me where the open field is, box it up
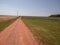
[0,16,18,32]
[0,15,17,22]
[22,17,60,45]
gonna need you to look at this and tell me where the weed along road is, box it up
[0,17,39,45]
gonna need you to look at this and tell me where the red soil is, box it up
[0,18,39,45]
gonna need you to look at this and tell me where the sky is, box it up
[0,0,60,16]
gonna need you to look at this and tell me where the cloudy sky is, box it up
[0,0,60,16]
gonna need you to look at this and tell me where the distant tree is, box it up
[49,14,60,17]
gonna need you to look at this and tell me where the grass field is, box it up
[0,16,17,32]
[22,17,60,45]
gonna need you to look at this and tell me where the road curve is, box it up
[0,18,39,45]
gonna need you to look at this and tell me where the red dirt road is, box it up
[0,18,39,45]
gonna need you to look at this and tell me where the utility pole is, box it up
[17,10,18,16]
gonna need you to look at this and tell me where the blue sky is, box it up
[0,0,60,16]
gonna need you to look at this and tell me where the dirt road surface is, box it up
[0,18,39,45]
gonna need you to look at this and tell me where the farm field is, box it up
[22,17,60,45]
[0,15,17,22]
[0,16,17,32]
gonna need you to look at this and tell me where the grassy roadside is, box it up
[0,17,18,32]
[22,17,60,45]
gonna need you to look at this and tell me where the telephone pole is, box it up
[17,10,18,16]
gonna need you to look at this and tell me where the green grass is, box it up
[0,17,18,32]
[22,17,60,45]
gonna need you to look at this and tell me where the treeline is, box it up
[49,14,60,17]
